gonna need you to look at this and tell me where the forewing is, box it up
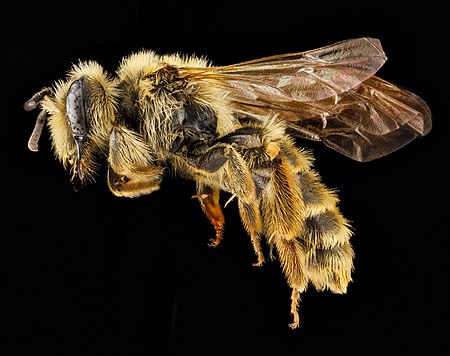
[215,37,387,103]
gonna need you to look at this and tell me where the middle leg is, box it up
[193,186,225,247]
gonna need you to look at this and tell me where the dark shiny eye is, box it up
[66,78,90,185]
[66,78,89,139]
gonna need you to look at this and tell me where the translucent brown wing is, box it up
[196,37,431,161]
[216,37,388,103]
[230,76,432,161]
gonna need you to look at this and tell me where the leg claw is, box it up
[252,252,265,267]
[208,238,220,248]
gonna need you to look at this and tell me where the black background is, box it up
[2,0,449,354]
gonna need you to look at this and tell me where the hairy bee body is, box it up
[24,38,431,328]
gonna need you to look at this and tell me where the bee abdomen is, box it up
[297,169,354,293]
[304,241,354,293]
[303,209,352,249]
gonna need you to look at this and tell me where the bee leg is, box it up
[261,149,310,327]
[185,143,262,259]
[238,199,265,266]
[185,143,255,202]
[107,125,165,197]
[289,289,301,329]
[273,237,308,328]
[192,186,225,247]
[107,165,164,198]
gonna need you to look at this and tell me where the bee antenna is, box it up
[23,87,52,111]
[25,88,52,152]
[27,110,47,152]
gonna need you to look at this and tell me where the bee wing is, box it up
[215,37,387,103]
[204,37,431,161]
[231,76,432,162]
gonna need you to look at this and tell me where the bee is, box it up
[24,37,432,328]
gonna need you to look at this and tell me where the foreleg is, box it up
[107,125,164,197]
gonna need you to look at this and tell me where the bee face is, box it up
[24,38,431,328]
[27,61,118,190]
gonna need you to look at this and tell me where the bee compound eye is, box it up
[66,78,89,138]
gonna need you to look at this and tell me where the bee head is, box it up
[24,61,118,191]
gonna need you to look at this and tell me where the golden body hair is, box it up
[24,38,431,328]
